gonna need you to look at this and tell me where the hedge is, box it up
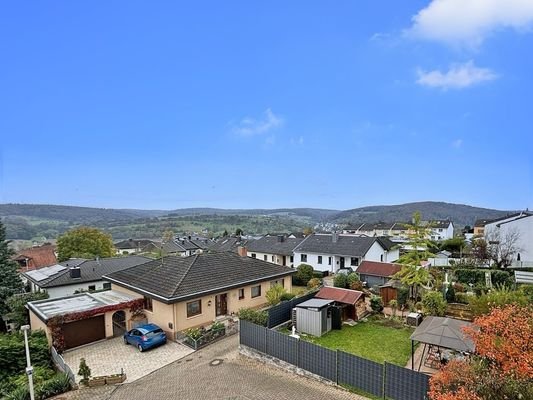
[0,330,51,381]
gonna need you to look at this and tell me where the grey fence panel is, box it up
[297,340,337,382]
[385,363,430,400]
[51,346,76,384]
[338,351,384,398]
[266,329,298,365]
[267,290,318,328]
[239,320,267,353]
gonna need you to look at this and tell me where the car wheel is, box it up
[138,344,144,352]
[124,337,128,345]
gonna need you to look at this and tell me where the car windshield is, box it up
[145,328,164,337]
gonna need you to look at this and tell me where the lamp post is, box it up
[21,325,35,400]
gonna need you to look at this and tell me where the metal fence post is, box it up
[336,350,339,384]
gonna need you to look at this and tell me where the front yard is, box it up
[301,316,415,366]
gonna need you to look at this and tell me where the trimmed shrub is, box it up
[397,287,409,307]
[280,292,296,301]
[307,278,322,290]
[370,295,384,313]
[346,272,360,288]
[445,284,456,303]
[237,308,268,326]
[293,264,314,286]
[454,269,486,285]
[333,273,348,288]
[421,291,447,316]
[490,270,513,287]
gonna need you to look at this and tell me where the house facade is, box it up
[104,252,294,338]
[23,256,150,298]
[484,212,533,265]
[246,235,303,267]
[293,233,399,273]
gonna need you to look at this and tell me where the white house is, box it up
[293,233,399,273]
[424,220,454,241]
[246,235,304,267]
[484,212,533,265]
[23,256,150,298]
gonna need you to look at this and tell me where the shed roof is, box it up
[410,316,475,353]
[315,287,364,305]
[295,298,334,309]
[356,261,402,278]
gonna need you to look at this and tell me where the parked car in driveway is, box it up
[124,323,167,352]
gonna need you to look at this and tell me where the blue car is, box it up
[123,323,167,352]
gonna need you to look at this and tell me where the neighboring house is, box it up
[114,239,160,255]
[423,220,454,241]
[210,236,252,253]
[344,220,454,241]
[22,256,150,298]
[104,252,295,337]
[355,260,402,289]
[293,233,399,273]
[484,212,533,265]
[12,244,57,271]
[143,236,214,256]
[246,235,304,267]
[28,290,142,350]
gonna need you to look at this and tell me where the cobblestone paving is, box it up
[58,335,368,400]
[62,337,193,383]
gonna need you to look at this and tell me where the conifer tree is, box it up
[0,220,23,325]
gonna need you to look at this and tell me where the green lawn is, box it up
[304,317,414,366]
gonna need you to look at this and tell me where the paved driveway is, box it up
[62,337,194,383]
[58,334,367,400]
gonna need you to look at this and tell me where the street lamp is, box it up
[20,325,35,400]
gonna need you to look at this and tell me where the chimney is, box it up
[237,246,247,257]
[69,267,81,279]
[332,232,338,243]
[277,235,284,243]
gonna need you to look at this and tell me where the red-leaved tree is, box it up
[429,304,533,400]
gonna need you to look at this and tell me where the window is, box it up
[380,254,383,262]
[290,256,294,263]
[88,285,96,291]
[144,296,153,312]
[328,257,332,265]
[251,285,261,298]
[272,255,275,262]
[438,228,443,232]
[318,256,322,264]
[264,255,267,261]
[186,300,202,317]
[103,282,111,290]
[301,254,307,262]
[251,253,256,258]
[350,257,359,266]
[238,288,245,300]
[270,279,284,288]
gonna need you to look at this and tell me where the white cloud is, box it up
[232,108,283,136]
[408,0,533,47]
[452,139,463,148]
[416,61,498,89]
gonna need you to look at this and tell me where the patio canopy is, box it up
[410,316,475,353]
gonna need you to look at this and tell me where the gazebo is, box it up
[410,316,475,371]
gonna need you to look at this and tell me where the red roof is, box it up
[13,245,57,271]
[356,261,402,278]
[316,287,364,305]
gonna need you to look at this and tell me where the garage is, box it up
[63,315,106,349]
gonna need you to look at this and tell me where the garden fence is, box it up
[51,346,76,384]
[267,290,318,328]
[239,320,429,400]
[183,321,239,350]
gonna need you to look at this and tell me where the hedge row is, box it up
[0,330,51,381]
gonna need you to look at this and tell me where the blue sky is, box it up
[1,1,532,211]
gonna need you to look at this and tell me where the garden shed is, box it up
[315,286,366,321]
[293,298,334,337]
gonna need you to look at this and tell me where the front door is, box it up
[215,293,228,317]
[339,257,345,269]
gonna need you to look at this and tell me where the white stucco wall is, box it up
[36,280,111,299]
[498,216,533,263]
